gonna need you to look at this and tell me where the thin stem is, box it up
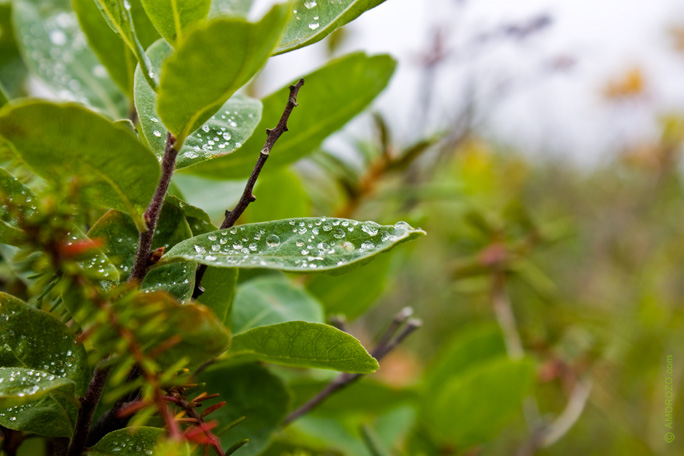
[66,365,111,456]
[192,79,305,298]
[130,133,179,282]
[491,269,524,360]
[282,311,421,426]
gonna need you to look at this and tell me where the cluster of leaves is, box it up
[0,0,435,455]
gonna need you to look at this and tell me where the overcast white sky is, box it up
[257,0,684,165]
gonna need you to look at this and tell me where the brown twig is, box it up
[130,132,179,282]
[66,365,111,456]
[282,309,421,426]
[193,79,305,298]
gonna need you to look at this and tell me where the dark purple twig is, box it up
[66,365,111,456]
[192,79,305,298]
[282,310,421,426]
[130,133,179,282]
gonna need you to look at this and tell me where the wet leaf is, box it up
[86,427,164,456]
[141,0,211,45]
[197,267,238,328]
[159,218,424,273]
[0,368,76,408]
[229,321,378,373]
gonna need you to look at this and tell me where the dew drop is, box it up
[153,130,162,137]
[308,22,320,30]
[266,234,280,247]
[333,228,345,239]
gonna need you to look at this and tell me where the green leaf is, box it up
[73,0,136,98]
[0,101,160,230]
[209,0,252,17]
[13,0,126,117]
[141,0,211,45]
[422,358,535,448]
[181,52,396,178]
[135,40,262,169]
[0,293,88,437]
[307,250,393,320]
[0,368,76,408]
[232,276,323,334]
[248,168,310,223]
[198,363,290,456]
[0,167,36,246]
[197,267,237,327]
[159,218,425,274]
[92,292,230,368]
[0,1,29,98]
[422,323,507,394]
[88,203,195,300]
[229,321,378,373]
[86,427,164,456]
[156,4,289,144]
[275,0,387,55]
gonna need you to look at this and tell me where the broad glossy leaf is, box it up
[0,293,88,436]
[86,427,164,456]
[307,250,393,320]
[233,276,323,334]
[275,0,386,54]
[141,0,211,44]
[159,218,425,273]
[73,0,135,97]
[0,167,36,246]
[229,321,378,373]
[0,1,29,98]
[423,358,535,447]
[209,0,252,17]
[0,368,76,408]
[198,363,290,456]
[0,101,159,229]
[88,203,195,300]
[13,0,126,117]
[182,52,396,178]
[156,4,289,143]
[92,291,230,368]
[165,195,217,235]
[135,40,262,169]
[197,267,237,327]
[248,168,310,223]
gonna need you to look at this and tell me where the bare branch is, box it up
[193,79,305,298]
[66,365,111,456]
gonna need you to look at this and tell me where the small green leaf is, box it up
[0,167,36,246]
[13,0,126,117]
[73,0,135,98]
[197,267,238,327]
[157,4,289,144]
[88,203,195,300]
[0,293,88,436]
[86,427,164,456]
[135,40,262,169]
[141,0,211,44]
[209,0,252,17]
[275,0,387,55]
[181,52,396,178]
[232,276,323,334]
[307,250,394,320]
[160,218,425,274]
[0,368,76,408]
[422,357,535,447]
[0,101,160,229]
[229,321,378,373]
[248,168,310,223]
[198,363,290,455]
[0,1,29,98]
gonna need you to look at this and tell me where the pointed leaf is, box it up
[88,203,195,300]
[0,293,88,436]
[159,218,425,274]
[229,321,378,373]
[141,0,211,44]
[86,427,165,456]
[13,0,126,117]
[0,368,76,408]
[135,40,262,169]
[275,0,387,54]
[181,52,396,178]
[0,101,160,229]
[232,276,323,334]
[198,363,289,456]
[156,4,289,143]
[0,167,36,246]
